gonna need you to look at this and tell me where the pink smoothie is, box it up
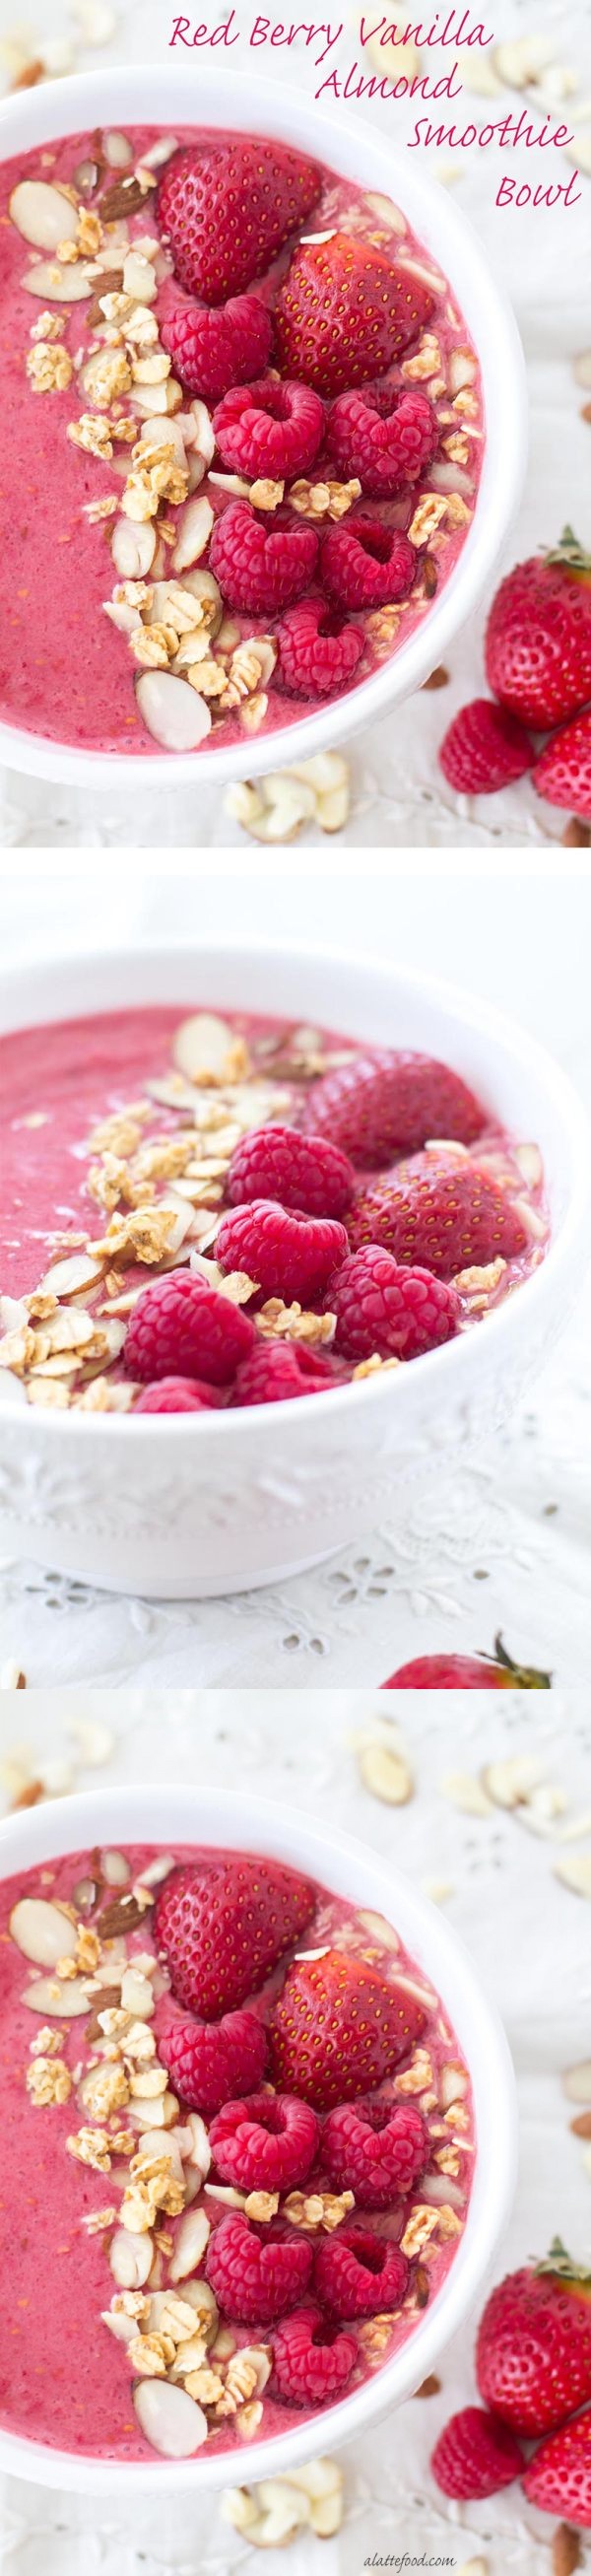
[0,122,483,756]
[0,1837,474,2463]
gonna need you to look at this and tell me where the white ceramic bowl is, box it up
[0,1780,517,2494]
[0,937,589,1599]
[0,62,527,787]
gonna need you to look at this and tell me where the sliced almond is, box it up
[181,2112,211,2182]
[109,2226,154,2290]
[363,189,407,232]
[169,2204,211,2282]
[136,669,212,751]
[134,2377,208,2458]
[482,1756,544,1809]
[22,1974,90,2016]
[555,1851,591,1899]
[562,2061,591,2104]
[10,179,79,250]
[135,411,187,463]
[111,515,157,579]
[122,250,157,304]
[172,1014,237,1084]
[514,1141,543,1188]
[441,1772,493,1817]
[357,1909,400,1951]
[37,1253,105,1298]
[120,1968,155,2018]
[22,259,93,304]
[10,1898,78,1967]
[103,129,134,167]
[171,494,214,575]
[359,1742,414,1805]
[191,399,215,465]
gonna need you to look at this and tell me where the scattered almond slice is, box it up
[22,257,94,304]
[22,1974,90,2016]
[10,1898,79,1966]
[109,2228,155,2290]
[171,494,215,575]
[359,1742,414,1805]
[10,180,80,250]
[481,1757,545,1810]
[133,2377,208,2457]
[136,669,211,751]
[440,1773,493,1817]
[555,1851,591,1899]
[562,2063,591,2104]
[111,516,157,580]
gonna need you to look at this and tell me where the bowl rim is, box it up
[0,932,589,1436]
[0,61,527,785]
[0,1780,518,2492]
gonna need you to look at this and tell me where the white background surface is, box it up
[0,0,589,847]
[0,859,590,1687]
[0,1685,590,2573]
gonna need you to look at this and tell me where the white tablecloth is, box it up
[1,1686,590,2573]
[0,0,589,847]
[0,865,590,1687]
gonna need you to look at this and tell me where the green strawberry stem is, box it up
[535,2238,591,2288]
[479,1631,553,1688]
[545,527,591,583]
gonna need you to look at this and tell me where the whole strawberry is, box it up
[349,1149,528,1278]
[431,2405,525,2500]
[269,1948,427,2109]
[300,1050,485,1167]
[382,1635,552,1689]
[485,528,591,728]
[533,709,591,820]
[476,2242,591,2435]
[158,137,321,305]
[276,235,433,395]
[523,2403,591,2525]
[155,1855,315,2019]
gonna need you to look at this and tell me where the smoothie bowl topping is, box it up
[0,1836,473,2463]
[0,1007,548,1415]
[1,121,483,757]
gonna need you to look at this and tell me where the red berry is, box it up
[314,2221,409,2320]
[231,1341,336,1407]
[210,501,317,615]
[533,709,591,818]
[485,530,591,729]
[329,1247,460,1363]
[206,2210,313,2325]
[216,1198,349,1305]
[277,597,364,699]
[326,386,438,497]
[272,2302,358,2405]
[349,1150,529,1279]
[210,2091,320,2192]
[214,377,324,481]
[438,698,534,795]
[226,1124,355,1218]
[276,236,433,395]
[269,1950,427,2110]
[321,515,415,612]
[123,1271,255,1388]
[158,138,321,305]
[322,2098,428,2207]
[160,2006,267,2116]
[523,2405,591,2525]
[476,2248,591,2436]
[383,1637,552,1689]
[301,1050,485,1167]
[431,2406,525,2501]
[161,295,272,403]
[134,1375,221,1413]
[154,1854,315,2019]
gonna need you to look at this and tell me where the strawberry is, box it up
[382,1634,552,1689]
[485,529,591,729]
[300,1049,486,1168]
[430,2406,525,2500]
[154,1855,315,2019]
[276,235,434,395]
[348,1149,529,1278]
[158,138,321,305]
[476,2243,591,2436]
[533,710,591,819]
[268,1948,427,2110]
[523,2404,591,2525]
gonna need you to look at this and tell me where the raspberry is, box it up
[321,515,415,612]
[160,2007,267,2116]
[277,597,364,698]
[206,2210,313,2325]
[155,1855,314,2018]
[158,138,321,305]
[276,236,434,395]
[217,1199,349,1305]
[326,386,438,497]
[349,1151,529,1279]
[431,2407,525,2501]
[438,698,534,794]
[210,2091,320,2192]
[210,501,318,615]
[300,1050,485,1166]
[322,2099,428,2207]
[231,1342,336,1407]
[214,377,324,480]
[161,295,272,404]
[314,2222,409,2320]
[227,1124,355,1218]
[123,1271,255,1388]
[328,1247,460,1363]
[134,1375,221,1413]
[272,2303,358,2406]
